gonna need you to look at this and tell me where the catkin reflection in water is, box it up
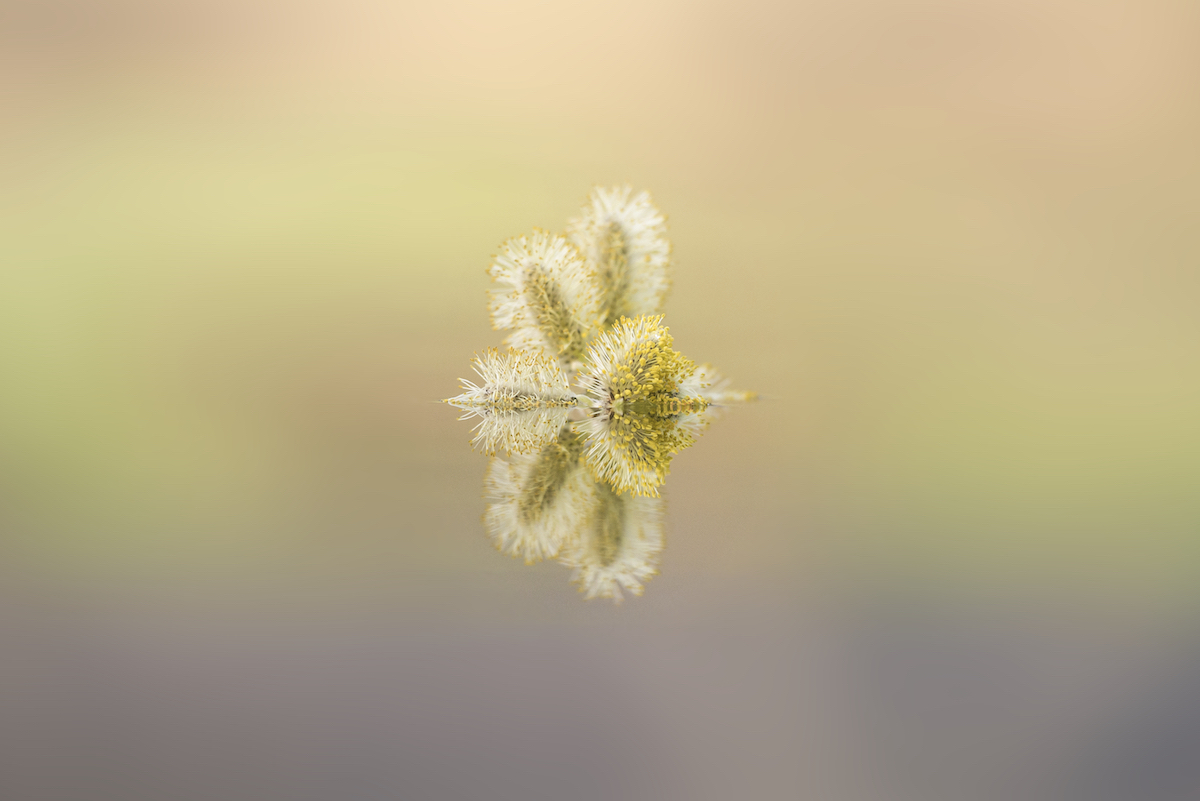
[447,187,755,601]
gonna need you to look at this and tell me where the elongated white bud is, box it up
[488,230,601,368]
[558,480,664,603]
[445,348,581,455]
[483,427,593,564]
[567,186,671,329]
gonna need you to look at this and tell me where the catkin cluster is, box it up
[445,187,755,601]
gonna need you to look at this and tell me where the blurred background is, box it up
[2,1,1199,798]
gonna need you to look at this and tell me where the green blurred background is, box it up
[2,0,1196,594]
[2,2,1199,798]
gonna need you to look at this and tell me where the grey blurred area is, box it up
[2,580,1199,801]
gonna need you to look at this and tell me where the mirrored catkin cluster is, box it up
[445,186,755,601]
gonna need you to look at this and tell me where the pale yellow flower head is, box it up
[576,315,709,497]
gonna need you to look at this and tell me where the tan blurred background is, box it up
[2,1,1199,799]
